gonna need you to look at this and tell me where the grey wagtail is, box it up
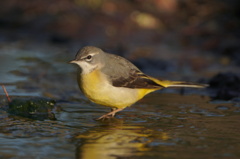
[70,46,207,120]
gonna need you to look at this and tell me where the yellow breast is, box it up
[78,70,104,102]
[78,70,157,108]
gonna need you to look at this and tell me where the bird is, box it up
[70,46,207,120]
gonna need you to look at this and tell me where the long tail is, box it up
[151,78,208,88]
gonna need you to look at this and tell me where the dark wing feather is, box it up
[112,69,163,89]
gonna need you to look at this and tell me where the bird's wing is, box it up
[102,53,163,89]
[112,69,163,89]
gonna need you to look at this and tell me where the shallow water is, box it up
[1,93,240,159]
[0,43,240,159]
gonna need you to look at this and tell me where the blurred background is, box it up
[1,0,240,75]
[1,1,240,159]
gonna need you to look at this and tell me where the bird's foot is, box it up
[96,114,113,120]
[96,108,124,120]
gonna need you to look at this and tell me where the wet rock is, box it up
[208,72,240,100]
[8,98,57,120]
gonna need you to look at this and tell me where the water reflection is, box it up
[75,120,169,159]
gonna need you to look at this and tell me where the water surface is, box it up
[0,43,240,159]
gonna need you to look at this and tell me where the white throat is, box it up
[75,61,97,74]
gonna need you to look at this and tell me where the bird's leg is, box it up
[109,108,116,117]
[96,108,124,120]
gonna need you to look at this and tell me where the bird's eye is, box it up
[85,55,92,61]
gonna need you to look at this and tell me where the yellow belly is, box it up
[78,70,157,108]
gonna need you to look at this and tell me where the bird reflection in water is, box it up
[75,119,169,159]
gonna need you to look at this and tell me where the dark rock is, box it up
[208,72,240,100]
[8,98,57,120]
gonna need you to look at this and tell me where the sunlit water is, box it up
[0,43,240,159]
